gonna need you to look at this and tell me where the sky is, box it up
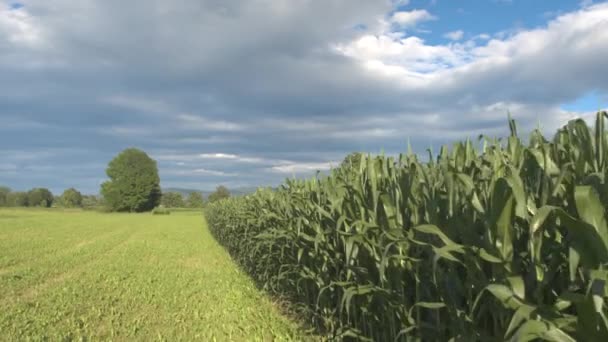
[1,0,607,194]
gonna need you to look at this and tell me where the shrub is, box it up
[151,205,170,215]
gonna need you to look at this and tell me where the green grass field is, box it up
[0,209,309,341]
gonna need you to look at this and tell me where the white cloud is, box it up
[163,167,237,177]
[336,2,608,104]
[271,162,334,174]
[473,33,491,40]
[157,152,278,165]
[391,10,436,27]
[0,4,42,46]
[154,154,197,162]
[444,30,464,41]
[177,114,243,132]
[192,168,236,176]
[334,34,466,75]
[199,153,271,163]
[199,153,239,160]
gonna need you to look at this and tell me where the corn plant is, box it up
[206,112,608,341]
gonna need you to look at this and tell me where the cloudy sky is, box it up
[1,0,607,194]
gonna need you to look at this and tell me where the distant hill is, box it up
[162,187,259,198]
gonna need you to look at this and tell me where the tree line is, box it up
[0,186,99,208]
[0,148,231,211]
[158,188,228,208]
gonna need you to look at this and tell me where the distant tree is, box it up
[27,188,54,207]
[100,148,161,212]
[186,192,204,208]
[60,188,83,208]
[82,195,101,209]
[207,186,230,203]
[161,192,185,208]
[7,192,28,207]
[0,186,10,207]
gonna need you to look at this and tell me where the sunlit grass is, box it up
[0,208,309,341]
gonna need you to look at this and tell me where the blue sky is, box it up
[407,0,585,44]
[1,0,607,194]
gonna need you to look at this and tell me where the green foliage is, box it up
[60,188,83,208]
[26,188,54,207]
[207,112,608,341]
[100,148,161,212]
[7,192,28,207]
[161,192,185,208]
[207,185,230,203]
[1,188,54,207]
[186,192,204,208]
[339,152,364,170]
[151,205,171,215]
[0,186,10,206]
[81,195,102,209]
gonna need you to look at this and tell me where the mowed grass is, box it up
[0,209,309,341]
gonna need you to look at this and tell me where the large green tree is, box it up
[27,188,54,207]
[207,185,230,203]
[60,188,83,207]
[161,192,185,208]
[101,148,161,212]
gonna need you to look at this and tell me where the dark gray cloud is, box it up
[1,1,607,194]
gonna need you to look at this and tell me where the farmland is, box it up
[207,112,608,341]
[2,117,608,342]
[0,209,308,341]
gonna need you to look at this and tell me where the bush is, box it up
[207,112,608,341]
[151,205,170,215]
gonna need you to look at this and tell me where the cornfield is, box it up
[206,112,608,341]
